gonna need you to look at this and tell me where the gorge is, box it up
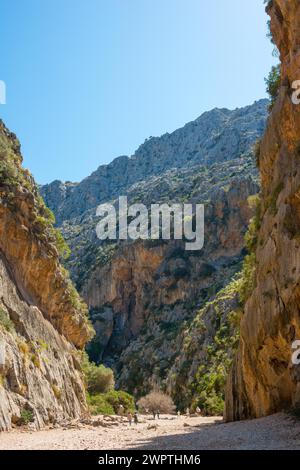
[1,0,300,440]
[41,99,267,412]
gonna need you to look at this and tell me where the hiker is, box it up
[127,412,133,426]
[156,410,160,419]
[152,410,156,420]
[134,411,138,425]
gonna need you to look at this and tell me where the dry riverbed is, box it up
[0,413,299,450]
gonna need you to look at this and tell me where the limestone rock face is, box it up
[41,100,267,224]
[225,0,300,421]
[0,256,86,431]
[0,120,91,430]
[82,175,257,394]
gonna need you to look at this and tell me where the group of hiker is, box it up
[117,405,138,425]
[176,406,201,417]
[118,403,202,426]
[127,411,139,426]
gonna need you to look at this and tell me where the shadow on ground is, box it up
[130,414,300,450]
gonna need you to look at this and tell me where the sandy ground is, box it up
[0,413,299,450]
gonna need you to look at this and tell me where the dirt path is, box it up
[0,413,299,450]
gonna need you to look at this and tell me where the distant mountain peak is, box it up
[41,99,268,224]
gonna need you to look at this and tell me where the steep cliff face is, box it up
[0,120,93,430]
[225,0,300,421]
[166,276,242,414]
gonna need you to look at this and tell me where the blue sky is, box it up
[0,0,276,184]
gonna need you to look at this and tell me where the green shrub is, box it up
[237,195,261,303]
[61,268,89,319]
[238,253,257,304]
[265,64,281,108]
[0,159,19,185]
[87,393,115,415]
[103,390,135,413]
[87,390,135,415]
[0,307,15,333]
[245,195,261,252]
[42,205,56,224]
[20,408,34,425]
[81,352,115,394]
[202,390,224,415]
[52,229,71,259]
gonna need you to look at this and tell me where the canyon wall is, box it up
[225,0,300,421]
[0,120,93,430]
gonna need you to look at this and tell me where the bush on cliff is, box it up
[265,64,280,108]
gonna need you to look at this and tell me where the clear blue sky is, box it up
[0,0,276,184]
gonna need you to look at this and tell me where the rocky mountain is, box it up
[41,100,267,224]
[41,100,268,412]
[0,120,93,431]
[225,0,300,421]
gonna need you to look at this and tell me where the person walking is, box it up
[127,412,133,426]
[156,410,160,419]
[134,411,138,425]
[152,410,156,420]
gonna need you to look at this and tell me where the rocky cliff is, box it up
[0,120,93,430]
[41,101,268,409]
[84,174,256,399]
[225,0,300,421]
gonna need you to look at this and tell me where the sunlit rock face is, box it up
[0,120,90,431]
[225,0,300,421]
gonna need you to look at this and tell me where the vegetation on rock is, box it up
[265,65,281,109]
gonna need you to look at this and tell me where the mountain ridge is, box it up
[41,99,268,224]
